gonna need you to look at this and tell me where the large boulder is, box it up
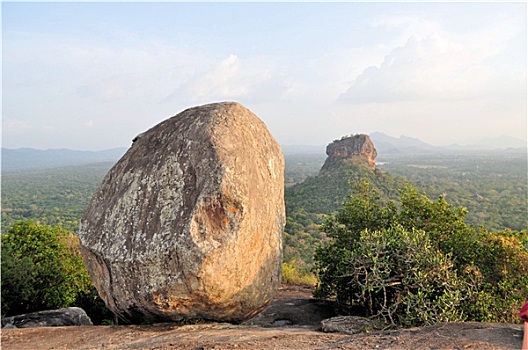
[78,102,285,324]
[1,307,93,328]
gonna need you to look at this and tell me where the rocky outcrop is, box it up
[320,134,377,172]
[1,307,93,328]
[78,102,285,324]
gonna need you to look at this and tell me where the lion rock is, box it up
[320,134,377,172]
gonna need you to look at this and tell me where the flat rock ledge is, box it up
[1,307,93,328]
[1,321,522,350]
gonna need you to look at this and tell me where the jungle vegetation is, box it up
[313,181,527,326]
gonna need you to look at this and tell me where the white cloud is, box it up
[178,54,247,99]
[3,30,295,148]
[164,54,291,105]
[2,4,525,149]
[329,9,526,146]
[339,11,526,106]
[340,33,493,104]
[2,118,33,132]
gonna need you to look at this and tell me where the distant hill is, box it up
[2,148,127,172]
[370,132,527,155]
[370,132,440,154]
[283,135,527,265]
[446,135,527,151]
[285,152,404,217]
[283,133,526,158]
[4,133,524,172]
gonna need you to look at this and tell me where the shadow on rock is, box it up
[243,285,336,329]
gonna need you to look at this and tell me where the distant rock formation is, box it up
[78,102,285,324]
[320,134,377,172]
[1,307,93,328]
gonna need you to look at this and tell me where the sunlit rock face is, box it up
[320,134,377,172]
[78,102,285,324]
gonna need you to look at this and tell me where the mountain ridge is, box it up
[3,132,526,171]
[370,132,527,154]
[283,133,526,156]
[2,147,127,171]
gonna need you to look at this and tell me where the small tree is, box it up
[1,221,93,316]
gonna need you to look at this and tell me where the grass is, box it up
[281,261,317,286]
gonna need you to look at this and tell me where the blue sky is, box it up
[2,2,526,150]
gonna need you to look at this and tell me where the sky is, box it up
[2,2,527,151]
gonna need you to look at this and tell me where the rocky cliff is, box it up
[320,134,377,172]
[78,102,285,324]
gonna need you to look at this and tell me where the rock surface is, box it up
[321,315,376,335]
[1,307,93,328]
[78,102,285,324]
[320,134,377,172]
[2,320,522,350]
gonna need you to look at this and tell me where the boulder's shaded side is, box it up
[78,102,285,324]
[320,134,377,172]
[1,307,93,328]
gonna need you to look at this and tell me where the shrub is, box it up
[0,221,109,321]
[463,229,528,323]
[313,181,527,327]
[315,224,467,327]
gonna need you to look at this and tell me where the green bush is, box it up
[463,229,528,323]
[314,181,527,327]
[0,220,110,321]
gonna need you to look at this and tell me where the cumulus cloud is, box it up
[340,33,492,104]
[164,54,290,105]
[339,12,526,105]
[2,118,33,132]
[175,54,247,99]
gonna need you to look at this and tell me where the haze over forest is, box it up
[2,2,526,151]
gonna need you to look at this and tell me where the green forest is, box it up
[2,152,526,257]
[1,163,114,233]
[2,153,526,242]
[378,152,527,231]
[283,151,526,266]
